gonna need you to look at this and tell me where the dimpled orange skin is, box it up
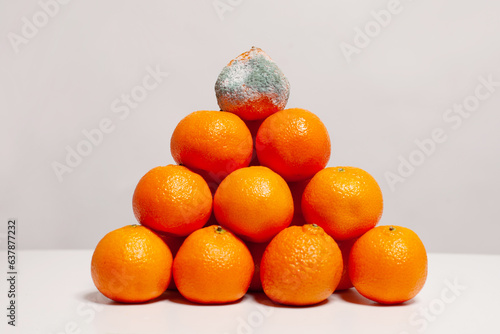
[349,225,428,304]
[215,47,290,121]
[302,167,383,241]
[256,108,331,182]
[132,165,212,236]
[91,225,173,303]
[260,224,343,306]
[335,238,357,291]
[173,225,254,304]
[170,110,253,179]
[214,166,294,243]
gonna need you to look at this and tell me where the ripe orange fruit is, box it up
[349,225,428,304]
[215,47,290,121]
[335,238,357,291]
[256,108,331,182]
[288,178,311,226]
[213,166,293,243]
[245,241,269,292]
[91,225,173,303]
[173,225,254,304]
[302,166,383,240]
[170,110,253,180]
[132,165,212,236]
[261,224,343,306]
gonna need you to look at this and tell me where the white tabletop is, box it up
[1,251,499,334]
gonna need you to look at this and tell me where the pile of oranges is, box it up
[91,47,428,306]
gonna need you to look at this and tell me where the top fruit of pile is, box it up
[215,46,290,121]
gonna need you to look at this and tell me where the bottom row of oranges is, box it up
[91,222,427,306]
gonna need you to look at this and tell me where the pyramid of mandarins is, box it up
[91,47,428,307]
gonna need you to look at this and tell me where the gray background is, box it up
[1,0,499,253]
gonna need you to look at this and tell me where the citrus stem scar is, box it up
[389,226,395,231]
[215,226,226,234]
